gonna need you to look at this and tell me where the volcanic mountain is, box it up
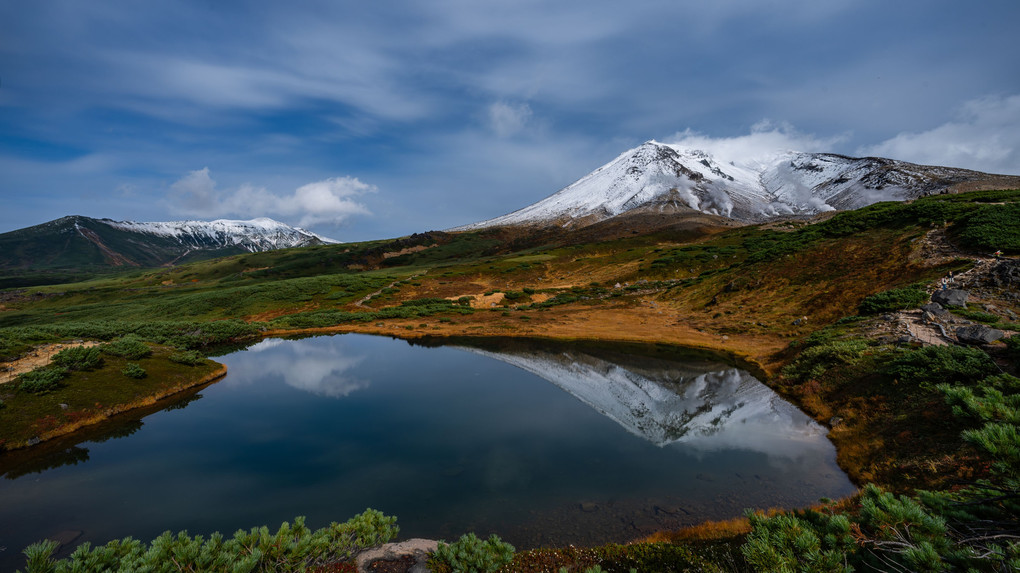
[0,216,337,273]
[455,141,1020,230]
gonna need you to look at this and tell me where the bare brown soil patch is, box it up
[1,341,103,385]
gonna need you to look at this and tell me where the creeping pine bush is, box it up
[103,335,152,360]
[857,287,928,314]
[781,338,870,383]
[121,363,147,379]
[18,367,68,394]
[51,346,103,371]
[168,350,205,366]
[17,509,398,573]
[432,533,515,573]
[886,344,999,389]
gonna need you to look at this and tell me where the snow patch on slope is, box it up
[104,217,338,252]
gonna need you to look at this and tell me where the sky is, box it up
[2,0,1019,241]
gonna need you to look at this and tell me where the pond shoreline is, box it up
[0,363,227,451]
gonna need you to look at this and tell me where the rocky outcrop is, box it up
[356,538,438,573]
[931,289,969,308]
[956,325,1005,345]
[920,302,950,318]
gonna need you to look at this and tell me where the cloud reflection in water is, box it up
[225,337,368,398]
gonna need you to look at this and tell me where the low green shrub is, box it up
[17,509,398,573]
[18,367,68,394]
[782,338,870,383]
[858,287,928,314]
[51,346,103,371]
[103,335,152,360]
[168,350,205,366]
[432,533,515,573]
[886,345,999,389]
[121,363,147,379]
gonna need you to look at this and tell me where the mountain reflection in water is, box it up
[0,334,855,569]
[459,343,828,458]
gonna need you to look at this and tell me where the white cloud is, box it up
[166,168,375,227]
[487,101,533,137]
[858,94,1020,175]
[666,121,848,165]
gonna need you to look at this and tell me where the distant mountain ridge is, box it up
[456,141,1020,230]
[0,215,337,274]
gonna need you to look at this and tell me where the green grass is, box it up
[0,345,223,449]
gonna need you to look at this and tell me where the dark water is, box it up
[0,334,855,567]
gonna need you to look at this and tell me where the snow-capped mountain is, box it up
[455,141,1020,229]
[458,344,832,459]
[0,215,338,274]
[104,217,338,252]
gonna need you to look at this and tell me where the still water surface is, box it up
[0,334,855,566]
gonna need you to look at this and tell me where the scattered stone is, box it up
[931,289,969,307]
[58,403,69,410]
[956,325,1005,345]
[829,416,843,428]
[580,502,599,512]
[26,437,41,446]
[792,316,808,326]
[356,539,438,573]
[920,302,949,317]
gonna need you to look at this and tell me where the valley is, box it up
[0,188,1018,571]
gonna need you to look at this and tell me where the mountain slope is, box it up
[455,141,1020,230]
[0,216,337,273]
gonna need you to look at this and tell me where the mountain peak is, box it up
[454,142,1020,231]
[0,215,339,276]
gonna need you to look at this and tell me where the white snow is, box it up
[102,217,339,252]
[453,141,964,230]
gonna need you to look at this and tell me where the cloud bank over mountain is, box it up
[165,168,375,228]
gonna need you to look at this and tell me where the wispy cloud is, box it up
[858,94,1020,175]
[165,168,374,227]
[667,121,848,164]
[487,101,533,137]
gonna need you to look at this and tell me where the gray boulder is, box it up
[920,302,950,317]
[956,325,1005,345]
[932,289,969,308]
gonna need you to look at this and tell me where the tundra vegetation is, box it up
[2,189,1020,571]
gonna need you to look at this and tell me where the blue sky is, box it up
[2,0,1019,241]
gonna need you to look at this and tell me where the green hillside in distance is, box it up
[0,215,332,288]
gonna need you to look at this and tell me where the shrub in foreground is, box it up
[431,533,515,573]
[18,509,398,573]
